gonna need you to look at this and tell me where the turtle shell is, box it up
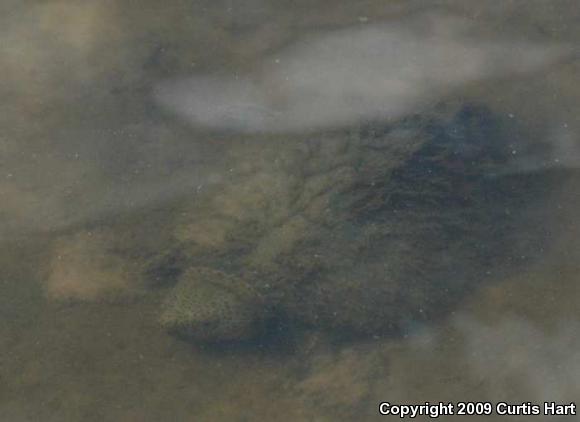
[159,102,555,342]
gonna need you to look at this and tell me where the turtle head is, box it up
[160,267,265,343]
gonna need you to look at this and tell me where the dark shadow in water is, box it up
[174,313,306,357]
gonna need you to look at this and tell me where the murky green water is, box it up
[1,1,580,421]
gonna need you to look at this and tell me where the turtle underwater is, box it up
[40,11,573,345]
[45,102,558,344]
[153,102,556,343]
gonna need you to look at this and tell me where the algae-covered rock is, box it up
[45,229,144,302]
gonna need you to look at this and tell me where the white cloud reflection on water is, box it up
[0,3,577,240]
[155,13,573,133]
[454,316,580,402]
